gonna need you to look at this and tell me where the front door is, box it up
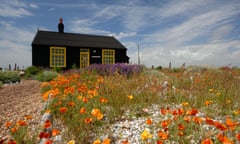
[80,49,89,68]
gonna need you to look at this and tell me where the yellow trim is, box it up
[102,49,115,64]
[50,46,66,67]
[80,49,89,68]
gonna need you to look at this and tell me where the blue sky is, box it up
[1,0,240,69]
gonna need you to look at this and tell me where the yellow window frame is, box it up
[102,49,115,64]
[50,46,66,67]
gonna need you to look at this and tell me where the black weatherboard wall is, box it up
[31,30,129,69]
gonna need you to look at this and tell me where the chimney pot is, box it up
[58,18,64,32]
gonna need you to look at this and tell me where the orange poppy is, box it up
[102,138,110,144]
[158,131,169,140]
[236,133,240,141]
[156,140,163,144]
[44,139,53,144]
[205,117,215,125]
[68,101,75,107]
[39,132,51,139]
[214,121,227,131]
[59,107,67,113]
[216,133,233,144]
[121,139,129,144]
[82,97,88,103]
[25,115,33,120]
[161,120,171,128]
[201,138,213,144]
[193,116,203,124]
[178,108,185,115]
[5,122,12,127]
[7,139,17,144]
[205,100,213,106]
[146,118,153,125]
[84,117,93,124]
[44,120,51,129]
[178,124,185,130]
[52,129,60,136]
[183,116,191,122]
[16,120,27,126]
[225,117,238,130]
[100,97,108,103]
[79,107,86,114]
[11,127,17,133]
[186,108,198,115]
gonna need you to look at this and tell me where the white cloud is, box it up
[0,21,35,68]
[111,32,137,40]
[0,0,33,17]
[29,3,38,9]
[211,24,233,42]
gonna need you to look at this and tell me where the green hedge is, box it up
[0,71,20,83]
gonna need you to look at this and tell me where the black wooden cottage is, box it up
[31,30,129,69]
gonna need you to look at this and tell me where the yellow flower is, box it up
[208,89,214,93]
[67,140,75,144]
[216,92,221,96]
[182,102,189,106]
[93,139,101,144]
[128,95,133,100]
[141,129,153,141]
[226,100,231,105]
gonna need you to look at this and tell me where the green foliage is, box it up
[37,70,58,82]
[24,66,41,78]
[52,67,63,73]
[71,63,78,69]
[0,71,20,83]
[156,65,162,70]
[0,81,3,88]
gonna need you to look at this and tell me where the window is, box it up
[50,47,66,67]
[102,49,115,64]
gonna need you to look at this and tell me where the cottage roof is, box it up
[32,30,127,49]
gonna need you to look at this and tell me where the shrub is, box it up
[0,71,20,83]
[25,66,41,78]
[37,70,58,82]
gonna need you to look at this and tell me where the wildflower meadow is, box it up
[1,64,240,144]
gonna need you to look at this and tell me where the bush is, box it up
[37,70,58,82]
[0,71,20,83]
[25,66,41,78]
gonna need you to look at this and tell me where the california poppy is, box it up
[201,138,213,144]
[84,117,93,124]
[52,129,60,136]
[16,120,27,126]
[59,107,67,113]
[146,118,153,125]
[225,117,238,130]
[158,131,169,140]
[79,107,86,114]
[102,138,110,144]
[68,101,75,107]
[236,133,240,141]
[44,120,51,129]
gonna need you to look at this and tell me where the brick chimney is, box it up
[58,18,64,33]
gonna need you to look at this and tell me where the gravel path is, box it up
[0,80,44,139]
